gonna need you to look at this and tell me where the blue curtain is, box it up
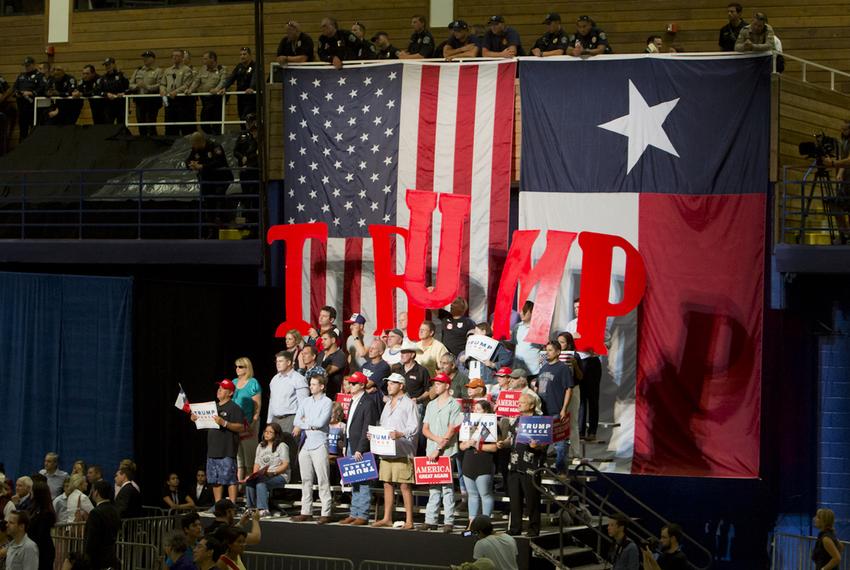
[0,272,133,480]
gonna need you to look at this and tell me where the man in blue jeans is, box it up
[338,372,379,525]
[421,373,462,532]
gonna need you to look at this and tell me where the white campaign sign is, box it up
[465,335,499,362]
[460,413,498,443]
[368,425,397,456]
[190,401,219,430]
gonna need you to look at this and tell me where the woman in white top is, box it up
[53,473,93,524]
[245,423,290,516]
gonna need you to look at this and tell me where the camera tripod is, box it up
[799,159,847,244]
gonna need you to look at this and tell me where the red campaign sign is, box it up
[495,390,522,417]
[456,397,490,413]
[553,415,570,442]
[335,393,353,420]
[413,456,453,485]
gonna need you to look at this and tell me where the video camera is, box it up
[799,132,838,161]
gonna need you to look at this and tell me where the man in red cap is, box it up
[421,372,462,532]
[489,367,512,399]
[339,371,379,526]
[190,380,245,502]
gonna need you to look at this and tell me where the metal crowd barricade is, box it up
[118,513,181,553]
[242,551,355,570]
[32,90,248,133]
[771,532,850,570]
[358,562,450,570]
[52,520,170,570]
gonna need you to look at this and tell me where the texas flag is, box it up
[518,54,771,478]
[174,384,191,414]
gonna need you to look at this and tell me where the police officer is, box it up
[73,65,106,124]
[372,32,400,60]
[45,66,81,125]
[276,21,315,65]
[13,56,47,140]
[398,14,435,59]
[531,13,569,57]
[317,17,350,69]
[443,20,481,60]
[568,15,612,56]
[217,47,256,122]
[187,130,234,238]
[128,51,163,136]
[190,51,227,135]
[481,15,524,58]
[349,22,378,60]
[100,57,130,125]
[159,49,195,136]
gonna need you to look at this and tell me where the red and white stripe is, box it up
[304,60,516,331]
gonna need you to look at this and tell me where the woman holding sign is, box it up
[244,423,290,517]
[502,393,547,537]
[458,400,509,522]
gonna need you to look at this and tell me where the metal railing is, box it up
[532,462,714,570]
[52,520,170,570]
[0,168,259,239]
[32,90,249,131]
[358,562,450,570]
[779,163,850,245]
[772,532,850,570]
[781,53,850,92]
[243,551,355,570]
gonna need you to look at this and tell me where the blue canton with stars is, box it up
[283,64,402,237]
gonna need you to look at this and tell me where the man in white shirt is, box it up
[471,515,518,570]
[39,452,69,499]
[416,321,448,376]
[511,301,543,380]
[3,510,39,570]
[267,351,309,433]
[382,328,405,366]
[291,374,334,524]
[372,373,419,529]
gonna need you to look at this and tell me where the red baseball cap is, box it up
[217,379,236,392]
[494,366,512,377]
[432,372,452,384]
[348,371,368,384]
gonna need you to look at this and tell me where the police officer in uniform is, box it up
[218,47,256,123]
[190,51,227,135]
[317,17,351,69]
[128,51,163,136]
[443,20,481,60]
[73,65,106,124]
[100,57,130,125]
[398,14,435,59]
[372,32,400,60]
[349,22,378,60]
[233,112,259,235]
[13,56,47,140]
[568,15,612,57]
[45,66,81,125]
[276,21,315,65]
[481,15,524,58]
[531,13,569,57]
[187,131,234,238]
[159,49,195,136]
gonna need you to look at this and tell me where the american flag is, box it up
[284,60,516,328]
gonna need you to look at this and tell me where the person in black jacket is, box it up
[113,466,142,519]
[192,468,214,508]
[26,482,56,570]
[337,373,379,525]
[187,131,234,238]
[13,56,46,140]
[216,48,255,121]
[84,480,121,570]
[317,17,350,69]
[100,58,130,126]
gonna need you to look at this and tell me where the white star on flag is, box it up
[598,79,680,174]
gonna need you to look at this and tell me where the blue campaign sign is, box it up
[337,452,379,484]
[328,427,343,455]
[516,416,554,445]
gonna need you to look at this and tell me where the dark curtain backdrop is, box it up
[0,271,134,480]
[134,279,285,504]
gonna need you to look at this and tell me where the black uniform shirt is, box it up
[407,30,436,57]
[568,27,611,53]
[318,30,351,63]
[277,32,315,61]
[533,29,569,53]
[100,70,129,95]
[13,69,46,96]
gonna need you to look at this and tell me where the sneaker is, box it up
[420,523,438,531]
[258,510,271,518]
[442,524,454,534]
